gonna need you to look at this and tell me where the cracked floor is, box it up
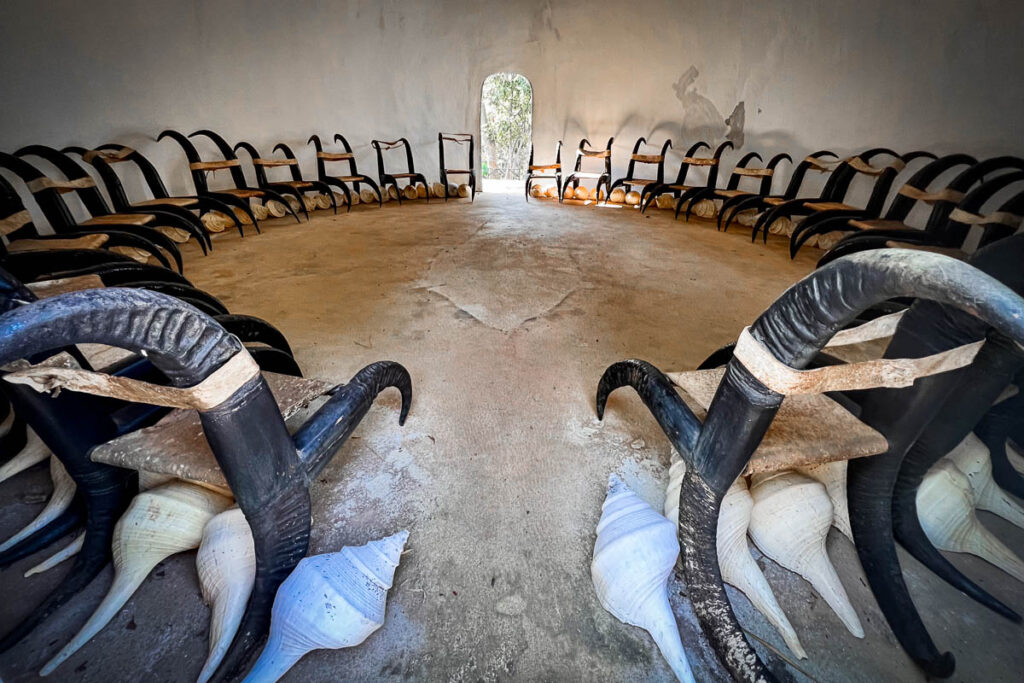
[1,193,1022,682]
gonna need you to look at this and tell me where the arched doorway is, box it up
[480,72,533,193]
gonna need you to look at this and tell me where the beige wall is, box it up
[1,0,1022,202]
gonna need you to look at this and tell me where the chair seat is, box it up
[390,173,419,179]
[569,172,606,179]
[717,189,750,198]
[805,201,858,212]
[667,367,888,474]
[91,372,332,489]
[763,197,786,206]
[7,235,110,253]
[332,175,365,183]
[666,184,694,191]
[529,174,559,180]
[848,218,907,231]
[622,178,656,186]
[317,152,353,161]
[214,188,264,198]
[529,164,560,171]
[271,180,314,190]
[81,213,155,226]
[133,197,198,208]
[444,169,472,174]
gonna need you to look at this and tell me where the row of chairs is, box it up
[526,138,1024,266]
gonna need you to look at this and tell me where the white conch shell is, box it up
[588,187,599,200]
[656,194,676,210]
[0,457,76,552]
[946,433,1024,529]
[690,199,717,218]
[749,471,864,638]
[349,191,361,205]
[624,190,641,206]
[918,460,1024,583]
[664,457,806,659]
[40,481,232,676]
[417,183,428,199]
[302,196,318,213]
[609,187,626,204]
[433,182,447,198]
[796,460,853,541]
[0,428,51,485]
[251,203,270,221]
[200,212,227,232]
[25,531,84,577]
[196,508,256,683]
[360,188,378,204]
[389,186,401,201]
[574,186,589,200]
[265,200,288,218]
[315,193,332,210]
[403,185,418,200]
[244,530,409,682]
[285,195,302,213]
[529,184,543,198]
[593,475,695,682]
[332,192,347,206]
[544,185,559,199]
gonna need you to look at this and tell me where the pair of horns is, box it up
[598,248,1024,681]
[0,286,412,679]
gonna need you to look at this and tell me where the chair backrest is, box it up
[573,137,613,175]
[16,145,112,218]
[438,133,475,175]
[308,134,361,180]
[372,138,416,180]
[722,152,791,194]
[883,154,977,222]
[270,143,306,183]
[624,137,672,184]
[233,141,302,186]
[0,151,85,232]
[672,140,733,188]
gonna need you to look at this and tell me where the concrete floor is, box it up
[1,193,1022,682]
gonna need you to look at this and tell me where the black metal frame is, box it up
[233,140,337,216]
[371,138,429,205]
[524,140,563,202]
[307,134,382,210]
[65,144,238,242]
[438,133,475,202]
[638,140,729,214]
[678,152,791,222]
[608,137,672,206]
[158,129,304,231]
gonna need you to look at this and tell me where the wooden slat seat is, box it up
[132,197,198,208]
[7,235,110,253]
[668,367,888,475]
[763,197,786,206]
[390,172,419,179]
[81,213,155,226]
[274,180,314,189]
[444,169,472,174]
[214,188,264,198]
[804,201,858,212]
[91,372,332,489]
[683,157,719,166]
[621,178,656,186]
[666,184,694,191]
[334,175,364,182]
[253,158,298,167]
[571,172,605,179]
[717,189,750,198]
[848,218,908,232]
[317,152,354,161]
[189,160,240,172]
[529,164,560,171]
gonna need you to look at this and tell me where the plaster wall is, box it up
[1,0,1022,208]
